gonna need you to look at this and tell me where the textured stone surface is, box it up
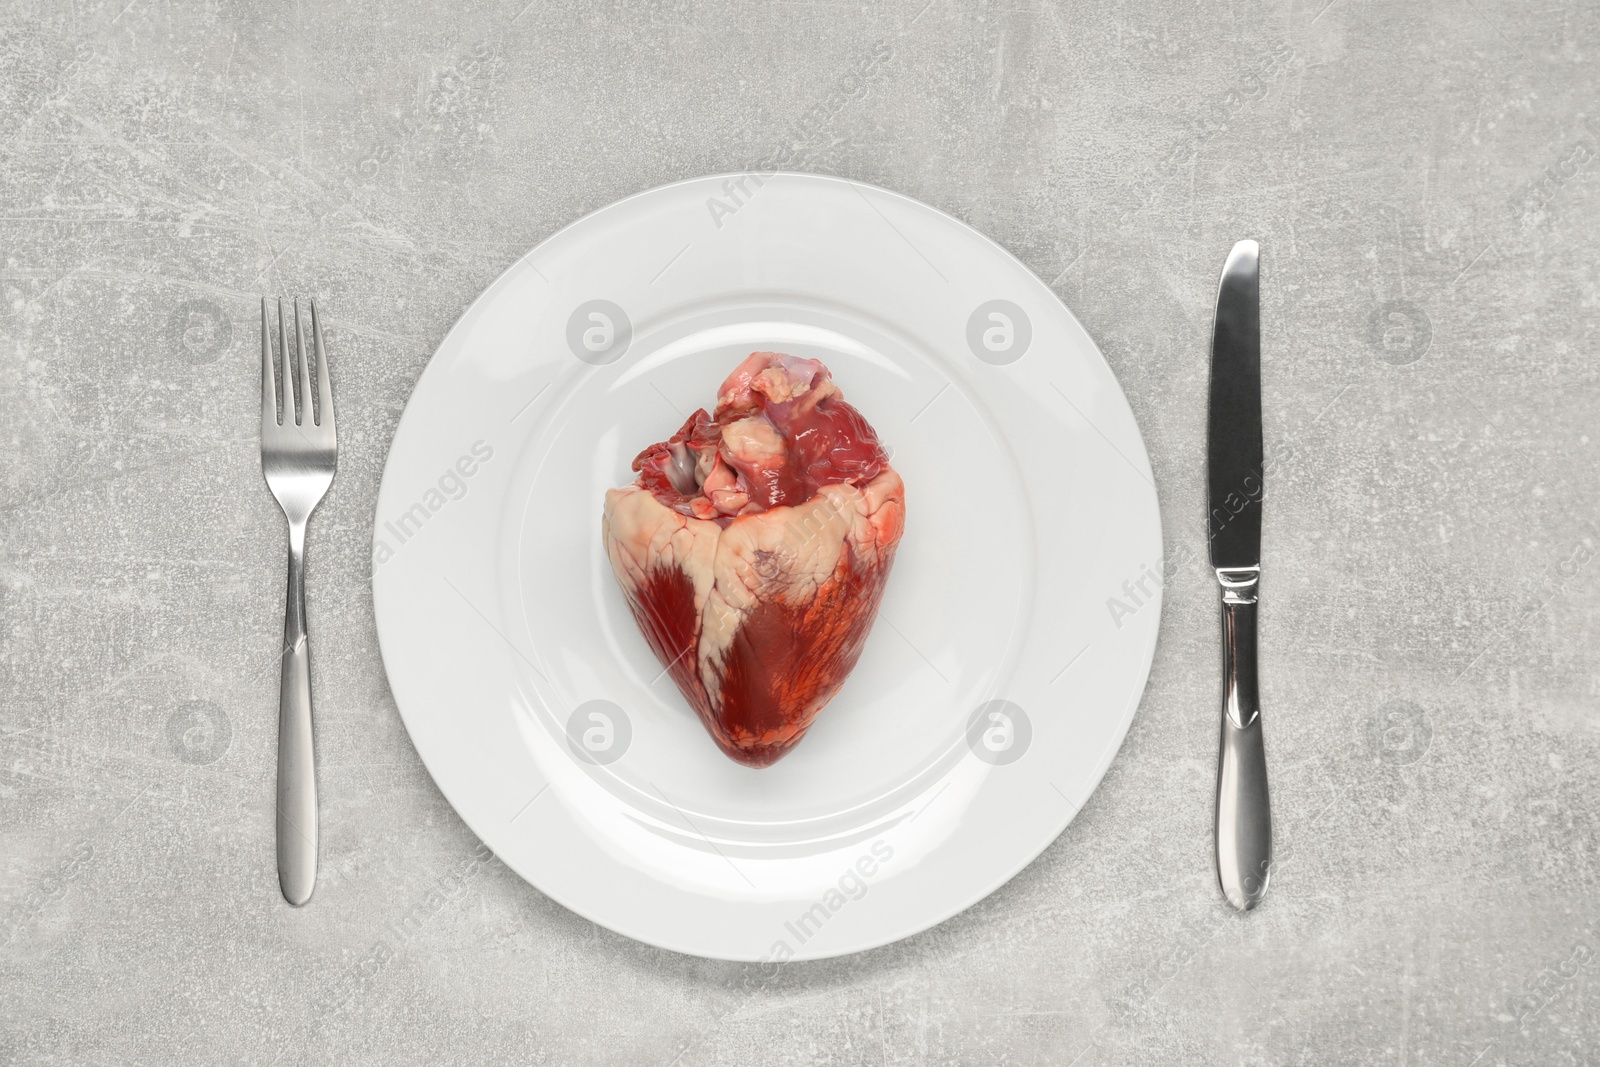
[2,0,1597,1063]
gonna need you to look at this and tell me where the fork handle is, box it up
[277,520,318,906]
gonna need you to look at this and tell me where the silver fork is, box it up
[259,297,336,907]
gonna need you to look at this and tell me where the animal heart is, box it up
[602,352,906,767]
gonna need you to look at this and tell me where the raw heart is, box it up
[602,352,906,767]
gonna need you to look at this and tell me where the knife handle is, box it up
[1215,568,1271,911]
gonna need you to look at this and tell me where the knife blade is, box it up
[1208,239,1272,912]
[1209,242,1262,571]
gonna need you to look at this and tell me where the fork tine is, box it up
[277,298,295,425]
[310,298,335,433]
[261,297,278,427]
[294,299,315,428]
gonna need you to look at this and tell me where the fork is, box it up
[259,297,336,906]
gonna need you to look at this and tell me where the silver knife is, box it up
[1208,239,1272,911]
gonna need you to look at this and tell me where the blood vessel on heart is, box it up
[602,352,906,767]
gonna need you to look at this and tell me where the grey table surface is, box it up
[3,1,1598,1064]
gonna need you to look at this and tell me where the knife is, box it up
[1208,239,1272,911]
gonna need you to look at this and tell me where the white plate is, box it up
[372,173,1162,961]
